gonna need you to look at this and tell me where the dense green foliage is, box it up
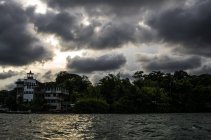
[54,70,211,113]
[1,70,211,113]
[74,98,109,113]
[0,90,17,111]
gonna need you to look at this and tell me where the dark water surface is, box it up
[0,113,211,140]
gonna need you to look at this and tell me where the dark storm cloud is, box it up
[42,70,55,81]
[43,0,185,19]
[33,0,175,51]
[31,0,181,51]
[33,0,211,57]
[0,70,18,79]
[33,0,211,59]
[148,0,211,57]
[45,0,168,9]
[88,23,135,49]
[32,10,137,50]
[67,54,126,73]
[192,65,211,75]
[0,1,53,66]
[33,11,78,41]
[137,55,202,72]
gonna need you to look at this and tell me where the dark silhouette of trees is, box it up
[56,71,92,103]
[1,70,211,113]
[74,98,109,113]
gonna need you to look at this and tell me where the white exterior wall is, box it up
[23,94,34,102]
[44,87,68,111]
[16,72,68,111]
[23,79,37,102]
[45,88,68,94]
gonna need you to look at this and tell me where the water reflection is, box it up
[0,113,211,139]
[33,114,95,139]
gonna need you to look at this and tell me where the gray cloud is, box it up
[31,0,181,51]
[147,0,211,57]
[33,11,78,41]
[192,65,211,75]
[89,74,105,85]
[137,54,202,72]
[40,0,211,58]
[5,83,16,90]
[67,54,126,73]
[88,22,135,49]
[32,0,185,52]
[32,10,139,50]
[24,0,208,58]
[0,1,53,66]
[44,0,169,9]
[42,0,184,20]
[0,70,18,80]
[42,70,55,81]
[2,0,210,76]
[33,0,171,51]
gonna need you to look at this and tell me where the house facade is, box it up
[16,71,37,102]
[43,83,69,111]
[16,71,69,111]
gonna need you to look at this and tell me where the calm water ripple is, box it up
[0,113,211,140]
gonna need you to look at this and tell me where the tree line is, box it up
[1,70,211,113]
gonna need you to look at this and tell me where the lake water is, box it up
[0,113,211,140]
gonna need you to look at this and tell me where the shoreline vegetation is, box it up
[1,70,211,114]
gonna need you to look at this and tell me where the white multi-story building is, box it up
[16,71,69,111]
[43,84,69,111]
[16,71,37,102]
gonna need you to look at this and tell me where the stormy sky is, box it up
[0,0,211,89]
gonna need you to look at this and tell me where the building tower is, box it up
[27,70,34,79]
[16,71,37,102]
